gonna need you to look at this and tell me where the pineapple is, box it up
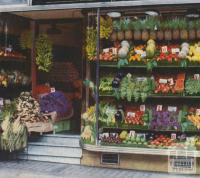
[124,18,133,40]
[132,20,142,41]
[157,30,164,41]
[169,18,180,40]
[111,20,118,42]
[163,20,172,41]
[146,16,159,40]
[188,21,196,40]
[179,18,188,40]
[141,19,149,41]
[195,20,200,39]
[117,20,125,41]
[142,29,149,41]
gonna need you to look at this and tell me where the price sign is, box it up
[194,74,200,80]
[168,106,177,112]
[50,87,56,93]
[129,130,136,137]
[141,51,146,58]
[196,47,200,52]
[161,46,168,53]
[140,105,146,112]
[196,109,200,116]
[171,48,180,54]
[112,48,117,55]
[4,99,11,105]
[171,133,177,140]
[135,49,144,55]
[159,78,168,84]
[103,48,109,53]
[168,78,174,86]
[0,98,3,106]
[156,105,163,111]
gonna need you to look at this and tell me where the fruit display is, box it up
[156,45,180,62]
[154,73,185,94]
[99,48,117,61]
[86,27,97,61]
[187,42,200,62]
[122,133,148,147]
[146,39,156,59]
[0,47,25,59]
[81,106,96,123]
[0,69,30,87]
[148,134,175,148]
[128,45,146,62]
[149,107,181,131]
[81,125,95,144]
[185,76,200,95]
[100,16,113,39]
[125,106,148,126]
[100,133,122,144]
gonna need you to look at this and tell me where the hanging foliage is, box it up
[20,30,33,50]
[36,34,53,72]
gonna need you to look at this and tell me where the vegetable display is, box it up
[117,73,154,102]
[149,108,181,131]
[185,76,200,95]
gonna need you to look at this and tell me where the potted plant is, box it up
[131,20,142,41]
[179,18,188,40]
[188,20,196,40]
[163,20,172,41]
[124,18,133,40]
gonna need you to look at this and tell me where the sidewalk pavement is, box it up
[0,160,198,178]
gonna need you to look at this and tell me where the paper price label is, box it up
[140,105,146,112]
[171,133,176,140]
[156,105,163,111]
[161,46,168,53]
[127,112,135,117]
[171,48,180,54]
[168,106,177,112]
[159,79,168,84]
[50,87,56,93]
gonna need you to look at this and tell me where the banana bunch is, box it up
[82,106,96,123]
[86,27,97,61]
[100,16,113,39]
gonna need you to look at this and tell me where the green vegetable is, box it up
[36,34,53,72]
